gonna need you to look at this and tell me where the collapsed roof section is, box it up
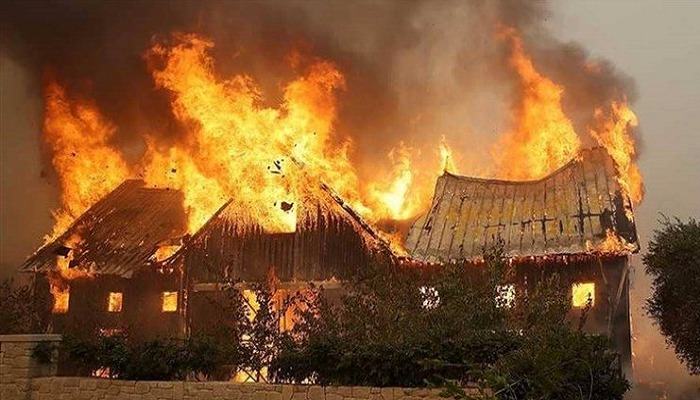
[404,147,639,263]
[22,175,394,279]
[20,180,188,278]
[164,180,395,283]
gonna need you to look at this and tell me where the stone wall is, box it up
[0,334,62,400]
[25,378,481,400]
[0,334,482,400]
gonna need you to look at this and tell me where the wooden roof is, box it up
[20,180,188,278]
[404,147,639,263]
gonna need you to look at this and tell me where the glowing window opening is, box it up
[52,285,70,314]
[572,282,595,308]
[107,292,123,313]
[162,291,178,312]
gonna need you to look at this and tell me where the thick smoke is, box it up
[1,0,636,181]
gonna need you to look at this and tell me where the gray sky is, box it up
[1,0,699,388]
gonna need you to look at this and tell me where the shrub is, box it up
[269,244,630,399]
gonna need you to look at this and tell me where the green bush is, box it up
[269,244,630,399]
[62,333,241,380]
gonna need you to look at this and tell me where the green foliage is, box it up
[0,277,51,334]
[32,341,59,364]
[269,244,629,399]
[644,217,700,374]
[61,333,242,380]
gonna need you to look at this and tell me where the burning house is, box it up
[20,146,638,373]
[404,146,638,371]
[20,176,395,339]
[13,13,644,380]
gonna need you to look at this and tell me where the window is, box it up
[107,292,123,312]
[51,285,70,314]
[496,284,515,308]
[419,286,440,310]
[162,291,178,312]
[572,282,595,308]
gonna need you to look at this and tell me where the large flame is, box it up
[43,81,130,241]
[493,27,581,180]
[591,101,644,204]
[39,28,644,268]
[492,27,643,206]
[143,34,363,232]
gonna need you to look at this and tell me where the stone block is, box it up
[335,386,353,397]
[63,377,80,387]
[291,391,307,400]
[352,387,371,398]
[80,379,98,390]
[97,379,111,389]
[281,383,294,400]
[325,393,343,400]
[307,385,325,400]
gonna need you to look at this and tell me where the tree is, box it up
[0,276,51,334]
[645,217,700,374]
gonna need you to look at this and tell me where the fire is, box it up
[50,284,69,314]
[47,233,92,310]
[493,26,581,180]
[143,34,364,233]
[43,80,130,242]
[38,27,644,260]
[162,291,178,312]
[572,282,595,308]
[107,292,123,313]
[439,137,458,174]
[591,101,644,204]
[492,27,643,206]
[368,144,415,220]
[587,229,637,254]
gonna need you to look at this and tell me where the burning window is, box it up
[572,282,595,308]
[242,289,260,322]
[51,285,70,314]
[107,292,123,312]
[496,284,515,308]
[162,291,178,312]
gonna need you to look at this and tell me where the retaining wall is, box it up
[0,335,481,400]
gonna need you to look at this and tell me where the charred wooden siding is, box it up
[184,208,385,284]
[48,270,184,340]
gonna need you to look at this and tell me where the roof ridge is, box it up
[441,146,608,185]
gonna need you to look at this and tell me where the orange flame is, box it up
[493,27,581,180]
[47,233,92,310]
[368,143,415,220]
[43,81,130,242]
[586,229,637,254]
[591,101,644,204]
[143,33,363,232]
[39,28,644,261]
[439,137,458,174]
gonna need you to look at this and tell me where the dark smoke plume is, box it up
[1,0,636,179]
